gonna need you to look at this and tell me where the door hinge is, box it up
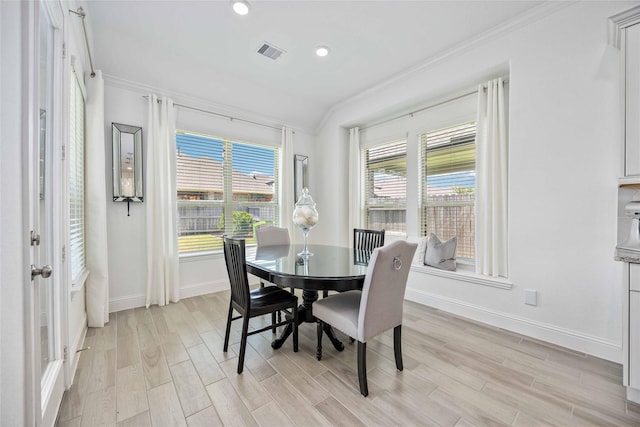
[61,245,66,263]
[63,345,68,362]
[61,145,65,160]
[62,43,66,59]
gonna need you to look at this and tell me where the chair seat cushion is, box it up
[313,290,361,339]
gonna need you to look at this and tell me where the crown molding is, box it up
[608,5,640,49]
[102,73,314,136]
[315,1,571,133]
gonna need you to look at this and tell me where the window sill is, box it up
[410,263,512,290]
[179,251,223,263]
[71,269,90,299]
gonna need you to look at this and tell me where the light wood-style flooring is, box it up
[56,290,640,426]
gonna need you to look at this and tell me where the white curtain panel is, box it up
[348,127,362,246]
[145,95,179,307]
[279,126,295,239]
[475,78,508,277]
[85,70,110,327]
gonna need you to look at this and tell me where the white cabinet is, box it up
[631,291,640,388]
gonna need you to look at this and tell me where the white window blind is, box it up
[363,139,406,233]
[421,122,476,261]
[176,131,279,254]
[69,73,86,281]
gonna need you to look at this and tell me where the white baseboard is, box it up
[109,280,228,312]
[405,287,622,363]
[67,314,87,387]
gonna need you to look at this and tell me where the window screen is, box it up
[364,139,406,233]
[176,131,278,254]
[69,73,86,281]
[420,122,476,261]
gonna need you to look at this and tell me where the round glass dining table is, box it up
[246,244,371,351]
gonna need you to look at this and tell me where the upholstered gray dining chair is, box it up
[222,236,299,374]
[313,239,417,396]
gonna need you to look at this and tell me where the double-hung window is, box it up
[363,139,407,233]
[420,122,476,262]
[176,131,279,254]
[69,72,86,283]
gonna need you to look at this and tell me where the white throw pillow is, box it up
[424,233,457,271]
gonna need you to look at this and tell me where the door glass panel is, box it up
[38,3,54,379]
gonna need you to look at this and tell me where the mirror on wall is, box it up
[294,154,308,202]
[112,123,143,215]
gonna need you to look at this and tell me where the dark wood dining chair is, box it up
[314,240,417,396]
[323,228,385,298]
[222,236,299,374]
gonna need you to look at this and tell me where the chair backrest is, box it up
[223,236,251,311]
[357,240,417,342]
[354,228,385,251]
[256,225,290,247]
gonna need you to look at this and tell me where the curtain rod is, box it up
[143,95,285,132]
[360,78,509,132]
[69,7,96,78]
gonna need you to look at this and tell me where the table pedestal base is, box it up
[271,290,344,352]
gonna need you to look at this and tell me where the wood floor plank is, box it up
[187,343,226,386]
[160,332,190,366]
[186,406,224,427]
[117,335,140,369]
[87,348,116,393]
[169,360,211,417]
[267,352,330,405]
[116,363,148,422]
[252,401,295,427]
[80,386,116,427]
[147,382,187,427]
[260,374,331,427]
[218,358,272,411]
[230,340,278,382]
[314,370,396,425]
[200,329,237,364]
[140,345,172,389]
[117,411,152,427]
[206,379,258,427]
[314,396,365,427]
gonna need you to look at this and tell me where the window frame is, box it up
[175,130,280,256]
[362,138,408,235]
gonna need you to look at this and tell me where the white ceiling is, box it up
[86,0,543,131]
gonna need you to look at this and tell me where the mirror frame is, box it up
[112,123,143,203]
[294,154,308,202]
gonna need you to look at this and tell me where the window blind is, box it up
[420,122,476,261]
[69,73,86,281]
[176,131,279,254]
[363,139,407,233]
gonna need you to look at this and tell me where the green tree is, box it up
[218,211,255,235]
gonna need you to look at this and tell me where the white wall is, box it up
[103,81,315,311]
[1,2,27,425]
[314,1,632,362]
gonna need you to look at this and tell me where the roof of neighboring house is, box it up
[176,153,275,195]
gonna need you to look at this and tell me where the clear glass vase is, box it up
[292,188,319,256]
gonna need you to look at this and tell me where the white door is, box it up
[27,1,66,425]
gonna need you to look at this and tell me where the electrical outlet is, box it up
[524,289,537,306]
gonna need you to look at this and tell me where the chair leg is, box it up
[393,325,403,371]
[322,289,328,298]
[357,341,368,397]
[292,304,299,353]
[260,280,265,288]
[316,321,323,360]
[237,316,250,374]
[223,302,233,352]
[271,312,277,334]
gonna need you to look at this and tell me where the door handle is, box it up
[31,265,52,280]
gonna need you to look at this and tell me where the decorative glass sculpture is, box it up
[292,187,319,256]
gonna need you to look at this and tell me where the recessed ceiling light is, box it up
[315,46,330,57]
[232,0,250,15]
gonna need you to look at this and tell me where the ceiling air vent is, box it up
[257,42,285,60]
